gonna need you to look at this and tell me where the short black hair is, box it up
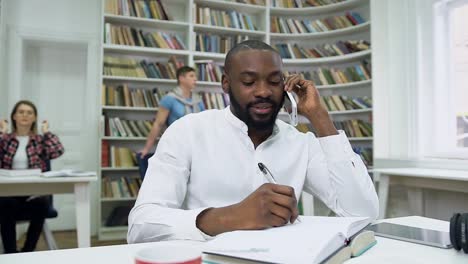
[176,66,196,83]
[224,40,280,73]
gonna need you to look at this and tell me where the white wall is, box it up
[0,0,7,116]
[372,0,468,220]
[1,0,101,234]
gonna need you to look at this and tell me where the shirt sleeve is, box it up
[127,119,209,243]
[303,130,379,220]
[159,95,174,111]
[42,132,65,160]
[0,133,5,167]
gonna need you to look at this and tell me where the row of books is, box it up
[285,61,371,86]
[194,5,257,31]
[102,84,168,108]
[103,56,184,79]
[271,0,345,8]
[320,96,372,112]
[102,176,142,198]
[195,33,250,54]
[199,92,230,110]
[353,147,373,168]
[234,0,266,5]
[274,40,370,59]
[270,12,365,34]
[195,61,224,83]
[104,23,186,50]
[104,116,153,138]
[334,119,372,138]
[105,0,170,20]
[101,142,137,168]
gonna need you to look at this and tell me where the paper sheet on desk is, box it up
[203,216,370,264]
[41,169,96,177]
[0,168,41,177]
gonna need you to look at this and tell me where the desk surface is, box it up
[0,216,466,264]
[0,175,96,184]
[372,168,468,181]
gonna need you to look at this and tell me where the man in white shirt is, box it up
[127,40,379,243]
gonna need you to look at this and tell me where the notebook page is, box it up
[204,216,369,264]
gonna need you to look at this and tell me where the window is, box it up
[427,0,468,159]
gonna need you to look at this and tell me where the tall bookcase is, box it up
[98,0,372,240]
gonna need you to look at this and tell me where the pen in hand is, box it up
[257,162,302,223]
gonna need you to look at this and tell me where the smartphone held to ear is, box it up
[283,91,298,127]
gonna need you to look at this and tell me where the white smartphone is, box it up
[366,222,452,249]
[284,91,298,127]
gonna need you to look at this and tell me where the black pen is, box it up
[257,162,302,223]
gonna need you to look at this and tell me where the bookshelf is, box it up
[98,0,372,240]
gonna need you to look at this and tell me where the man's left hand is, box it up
[283,74,324,116]
[283,74,338,137]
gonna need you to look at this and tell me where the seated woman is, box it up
[0,100,64,253]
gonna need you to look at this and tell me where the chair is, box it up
[15,160,59,250]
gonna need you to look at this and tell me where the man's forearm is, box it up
[196,205,243,236]
[144,123,162,149]
[304,107,338,137]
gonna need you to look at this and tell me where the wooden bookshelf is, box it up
[98,0,372,240]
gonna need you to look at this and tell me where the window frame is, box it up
[421,0,468,160]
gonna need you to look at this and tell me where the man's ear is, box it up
[221,72,229,93]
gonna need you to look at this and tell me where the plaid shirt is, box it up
[0,132,65,172]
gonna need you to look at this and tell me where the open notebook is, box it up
[203,216,371,264]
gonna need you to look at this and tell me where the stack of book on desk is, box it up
[203,216,376,264]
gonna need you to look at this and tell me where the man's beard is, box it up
[228,88,284,131]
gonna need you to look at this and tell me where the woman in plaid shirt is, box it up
[0,100,64,254]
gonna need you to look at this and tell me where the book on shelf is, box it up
[195,33,251,53]
[284,60,371,86]
[104,23,186,50]
[271,0,345,8]
[320,95,372,112]
[234,0,266,5]
[109,146,137,168]
[194,4,258,31]
[105,0,171,20]
[102,175,142,198]
[194,60,224,82]
[353,147,373,168]
[271,11,365,34]
[103,116,153,138]
[102,84,168,108]
[274,40,370,59]
[333,119,372,138]
[103,55,184,79]
[203,216,373,264]
[0,168,41,177]
[198,91,230,110]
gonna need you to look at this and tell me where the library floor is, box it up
[18,231,126,251]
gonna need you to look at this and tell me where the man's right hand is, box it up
[139,147,150,158]
[0,119,8,134]
[196,183,299,236]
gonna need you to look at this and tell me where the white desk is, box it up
[0,175,96,248]
[0,216,466,263]
[372,168,468,219]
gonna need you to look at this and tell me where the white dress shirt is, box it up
[127,107,379,243]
